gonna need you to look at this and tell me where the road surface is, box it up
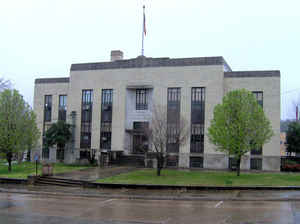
[0,192,299,224]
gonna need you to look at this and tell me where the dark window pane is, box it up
[190,88,205,153]
[166,156,178,167]
[251,147,262,155]
[228,157,237,170]
[44,95,52,122]
[250,158,262,170]
[42,148,49,159]
[167,88,181,153]
[190,157,203,168]
[81,90,93,148]
[100,89,113,150]
[58,95,67,121]
[252,91,263,108]
[166,123,180,153]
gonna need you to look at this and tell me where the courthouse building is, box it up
[34,50,280,171]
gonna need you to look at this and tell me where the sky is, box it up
[0,0,299,120]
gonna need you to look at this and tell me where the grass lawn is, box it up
[0,160,92,179]
[96,169,300,186]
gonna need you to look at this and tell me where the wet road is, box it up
[0,192,299,224]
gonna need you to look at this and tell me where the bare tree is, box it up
[145,105,189,176]
[0,78,11,91]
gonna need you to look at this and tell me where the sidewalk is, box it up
[2,183,300,201]
[54,166,138,181]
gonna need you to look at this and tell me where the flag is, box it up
[143,6,146,36]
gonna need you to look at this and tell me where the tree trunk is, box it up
[157,167,162,176]
[156,153,164,176]
[6,152,12,172]
[27,150,31,162]
[144,152,148,168]
[236,156,241,176]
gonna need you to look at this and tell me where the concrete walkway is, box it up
[2,184,300,201]
[54,166,138,182]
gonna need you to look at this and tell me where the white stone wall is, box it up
[224,76,280,170]
[33,63,280,170]
[68,64,224,160]
[33,82,69,160]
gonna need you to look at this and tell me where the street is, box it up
[0,192,299,224]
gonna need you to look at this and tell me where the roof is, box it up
[224,70,280,78]
[35,77,69,84]
[70,56,231,71]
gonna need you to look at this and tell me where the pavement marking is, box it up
[215,201,223,208]
[102,199,116,204]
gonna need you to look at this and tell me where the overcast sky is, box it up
[0,0,299,119]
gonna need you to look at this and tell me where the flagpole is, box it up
[141,5,145,56]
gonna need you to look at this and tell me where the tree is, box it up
[281,120,293,132]
[145,105,189,176]
[0,89,40,171]
[44,120,72,161]
[286,121,300,156]
[208,89,273,176]
[0,78,11,91]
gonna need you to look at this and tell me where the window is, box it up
[168,88,181,103]
[190,87,205,153]
[44,95,52,122]
[42,140,49,159]
[190,124,204,153]
[102,89,113,105]
[80,90,93,148]
[250,158,262,170]
[251,91,263,155]
[253,91,263,107]
[58,95,67,121]
[100,89,113,150]
[167,88,181,153]
[190,157,203,168]
[192,87,205,102]
[100,122,112,149]
[167,124,180,153]
[228,157,237,170]
[136,89,148,110]
[166,156,178,167]
[80,151,90,159]
[133,121,148,130]
[251,147,262,155]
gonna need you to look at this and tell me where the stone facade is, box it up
[33,53,281,171]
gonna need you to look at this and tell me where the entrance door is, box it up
[132,122,149,154]
[133,134,147,154]
[56,148,64,161]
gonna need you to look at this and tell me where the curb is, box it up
[87,182,300,191]
[0,178,27,185]
[2,177,300,191]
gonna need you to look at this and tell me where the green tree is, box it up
[0,89,40,171]
[208,89,273,176]
[44,121,72,161]
[286,121,300,156]
[0,77,11,91]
